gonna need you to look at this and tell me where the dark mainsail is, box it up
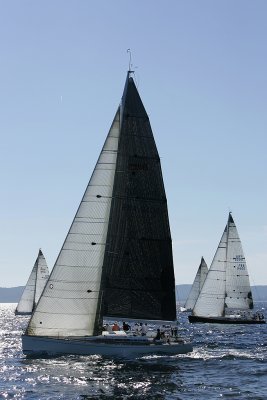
[101,73,176,321]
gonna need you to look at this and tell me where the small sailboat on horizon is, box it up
[22,71,193,357]
[181,257,208,312]
[189,213,265,324]
[15,249,49,316]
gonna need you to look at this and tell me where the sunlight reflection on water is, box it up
[0,303,266,399]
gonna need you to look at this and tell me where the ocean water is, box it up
[1,303,266,399]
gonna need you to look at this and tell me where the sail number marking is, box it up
[233,255,245,261]
[233,255,246,270]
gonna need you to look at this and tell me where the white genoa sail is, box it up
[192,213,254,318]
[26,111,120,337]
[184,257,208,311]
[15,250,49,315]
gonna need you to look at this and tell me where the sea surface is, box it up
[0,303,266,399]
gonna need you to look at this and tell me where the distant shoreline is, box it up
[1,285,267,303]
[175,284,267,302]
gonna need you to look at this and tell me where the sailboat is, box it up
[15,249,49,315]
[182,257,208,311]
[22,71,193,357]
[189,213,265,324]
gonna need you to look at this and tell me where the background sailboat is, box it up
[182,257,208,311]
[22,72,193,356]
[189,213,265,324]
[15,249,49,315]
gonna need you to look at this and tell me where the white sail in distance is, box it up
[192,213,254,318]
[184,257,208,311]
[225,214,253,310]
[193,228,227,317]
[15,250,49,315]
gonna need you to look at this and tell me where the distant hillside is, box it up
[175,284,191,302]
[176,285,267,302]
[1,285,267,303]
[0,286,24,303]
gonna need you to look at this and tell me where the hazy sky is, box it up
[1,1,267,287]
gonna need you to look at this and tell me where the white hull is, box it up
[22,335,193,357]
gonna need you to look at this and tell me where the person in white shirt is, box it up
[141,323,148,336]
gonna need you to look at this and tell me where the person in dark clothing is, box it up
[123,321,130,331]
[154,328,161,341]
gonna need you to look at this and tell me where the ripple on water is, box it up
[0,303,267,399]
